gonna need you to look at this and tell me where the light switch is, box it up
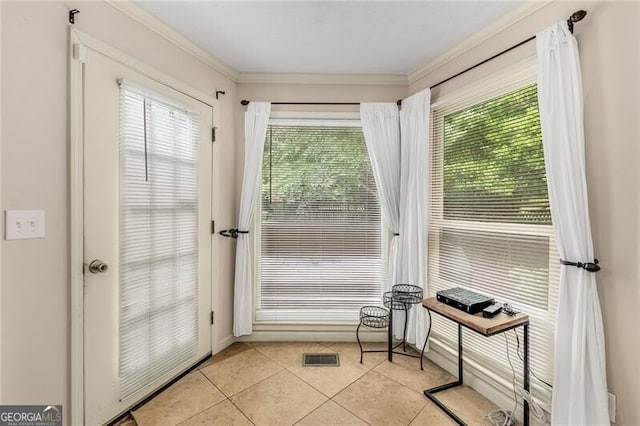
[5,210,45,240]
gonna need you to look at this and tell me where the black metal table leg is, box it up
[388,302,393,362]
[423,322,466,426]
[524,324,530,426]
[422,301,530,426]
[458,323,463,383]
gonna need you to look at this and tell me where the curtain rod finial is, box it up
[570,10,587,23]
[241,100,250,106]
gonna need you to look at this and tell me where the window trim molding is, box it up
[431,58,537,110]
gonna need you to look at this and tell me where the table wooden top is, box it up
[422,297,529,336]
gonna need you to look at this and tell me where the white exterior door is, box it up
[82,50,213,425]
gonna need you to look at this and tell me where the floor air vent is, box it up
[302,353,340,367]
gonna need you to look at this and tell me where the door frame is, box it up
[69,28,221,425]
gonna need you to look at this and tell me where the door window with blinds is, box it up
[119,83,200,399]
[429,67,559,390]
[256,120,385,322]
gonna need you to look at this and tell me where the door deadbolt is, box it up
[88,260,109,274]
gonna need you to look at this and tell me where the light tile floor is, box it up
[122,342,499,426]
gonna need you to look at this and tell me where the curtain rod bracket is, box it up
[69,9,80,24]
[216,90,226,100]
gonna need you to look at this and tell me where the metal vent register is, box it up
[302,353,340,367]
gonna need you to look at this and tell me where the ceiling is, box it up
[136,1,524,75]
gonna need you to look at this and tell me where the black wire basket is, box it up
[359,306,390,328]
[391,284,423,305]
[383,291,410,310]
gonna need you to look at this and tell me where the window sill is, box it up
[236,321,386,343]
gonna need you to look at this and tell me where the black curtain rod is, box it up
[240,10,586,108]
[430,9,586,89]
[239,101,359,106]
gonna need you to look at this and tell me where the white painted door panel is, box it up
[83,51,212,425]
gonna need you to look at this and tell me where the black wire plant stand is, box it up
[356,284,429,370]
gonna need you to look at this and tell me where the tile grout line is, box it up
[247,343,375,424]
[225,396,257,426]
[221,364,285,398]
[406,401,432,426]
[329,396,373,426]
[178,370,235,424]
[282,365,336,400]
[370,361,448,399]
[292,400,328,426]
[198,364,258,425]
[173,396,228,426]
[331,369,429,426]
[197,344,429,426]
[220,367,322,425]
[200,348,285,397]
[250,342,331,369]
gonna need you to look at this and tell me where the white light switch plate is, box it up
[5,210,45,240]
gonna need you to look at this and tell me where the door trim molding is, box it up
[69,29,84,426]
[69,28,219,425]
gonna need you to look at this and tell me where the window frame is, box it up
[427,60,559,398]
[253,111,388,325]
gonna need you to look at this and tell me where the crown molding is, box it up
[105,0,238,82]
[237,72,408,86]
[407,0,552,85]
[105,0,552,88]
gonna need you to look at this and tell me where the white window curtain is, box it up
[360,103,401,292]
[536,21,609,424]
[397,89,431,348]
[234,102,271,337]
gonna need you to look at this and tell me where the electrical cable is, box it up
[485,332,554,425]
[513,330,553,389]
[485,334,519,426]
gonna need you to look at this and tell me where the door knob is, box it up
[88,260,109,274]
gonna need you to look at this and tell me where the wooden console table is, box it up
[422,297,530,426]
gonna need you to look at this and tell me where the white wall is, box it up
[409,2,640,423]
[0,1,237,420]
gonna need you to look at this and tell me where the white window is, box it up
[428,66,559,390]
[118,83,200,399]
[256,118,385,322]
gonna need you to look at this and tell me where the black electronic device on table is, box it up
[482,303,503,318]
[436,287,495,315]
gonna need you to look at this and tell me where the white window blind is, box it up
[256,122,385,322]
[429,71,559,391]
[119,82,200,399]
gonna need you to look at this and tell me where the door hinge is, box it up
[73,42,88,63]
[212,127,217,142]
[210,311,215,325]
[211,220,215,234]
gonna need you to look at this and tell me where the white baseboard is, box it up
[215,334,235,354]
[236,323,386,343]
